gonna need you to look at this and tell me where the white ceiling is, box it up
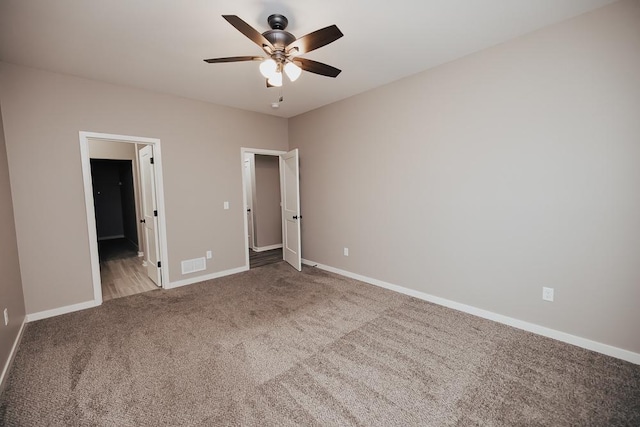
[0,0,616,118]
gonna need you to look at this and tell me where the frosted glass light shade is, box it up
[268,71,283,87]
[284,62,302,82]
[259,59,277,78]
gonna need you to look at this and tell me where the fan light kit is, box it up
[258,59,301,86]
[204,14,343,88]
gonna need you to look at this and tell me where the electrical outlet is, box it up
[3,308,8,326]
[206,250,212,259]
[223,201,229,210]
[542,287,554,302]
[343,247,349,256]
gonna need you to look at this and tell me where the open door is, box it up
[281,149,302,271]
[139,145,162,285]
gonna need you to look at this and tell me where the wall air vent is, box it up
[181,257,206,275]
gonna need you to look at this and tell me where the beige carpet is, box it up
[1,263,639,426]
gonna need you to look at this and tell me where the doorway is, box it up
[241,148,302,271]
[80,132,169,305]
[90,157,157,301]
[245,152,282,268]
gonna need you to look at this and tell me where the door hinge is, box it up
[150,157,154,164]
[154,210,158,217]
[157,261,161,268]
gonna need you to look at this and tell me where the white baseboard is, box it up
[302,259,640,365]
[26,299,99,322]
[252,243,283,252]
[0,319,26,394]
[166,265,249,290]
[97,235,125,241]
[138,251,144,257]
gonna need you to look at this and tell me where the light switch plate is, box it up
[223,201,229,210]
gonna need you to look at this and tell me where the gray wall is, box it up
[289,0,640,353]
[253,155,282,248]
[0,101,26,391]
[0,62,288,315]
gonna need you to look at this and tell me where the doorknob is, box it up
[140,219,146,223]
[293,215,301,220]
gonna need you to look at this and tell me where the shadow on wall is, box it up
[90,159,138,247]
[247,154,282,250]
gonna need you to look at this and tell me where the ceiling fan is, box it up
[204,14,343,87]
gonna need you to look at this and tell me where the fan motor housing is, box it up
[262,30,296,49]
[263,14,295,49]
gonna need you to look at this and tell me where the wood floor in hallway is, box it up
[101,256,159,301]
[249,247,283,269]
[99,238,159,302]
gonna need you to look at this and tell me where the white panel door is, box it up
[281,149,301,271]
[139,145,161,285]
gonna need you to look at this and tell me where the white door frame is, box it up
[244,154,256,250]
[80,131,170,305]
[240,147,286,268]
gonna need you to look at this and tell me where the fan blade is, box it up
[223,15,274,52]
[286,25,343,55]
[266,79,274,88]
[295,58,341,78]
[204,56,262,63]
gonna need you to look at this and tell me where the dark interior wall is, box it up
[91,159,137,246]
[91,160,123,239]
[118,162,138,246]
